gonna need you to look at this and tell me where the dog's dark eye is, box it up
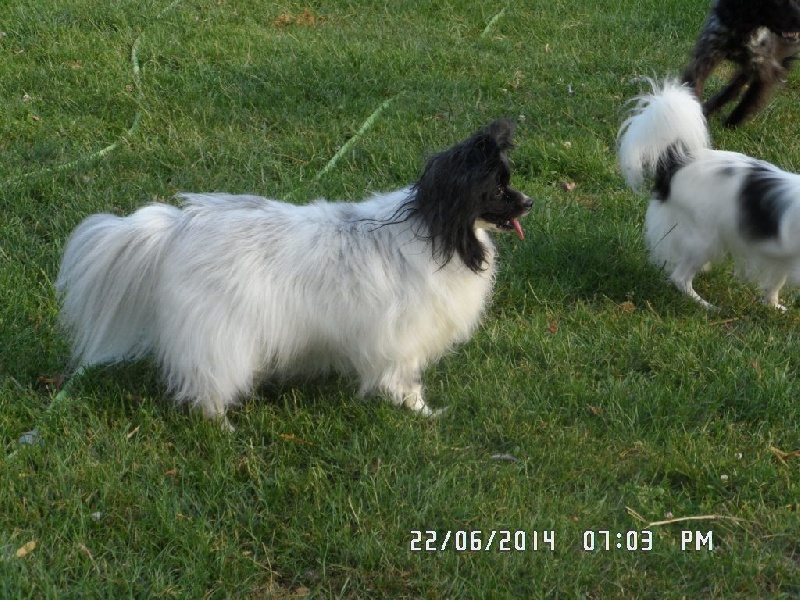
[494,185,505,198]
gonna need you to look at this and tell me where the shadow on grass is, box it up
[497,220,698,312]
[63,360,382,425]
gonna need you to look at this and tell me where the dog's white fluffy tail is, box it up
[617,78,710,193]
[56,204,181,370]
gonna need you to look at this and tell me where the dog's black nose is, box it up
[522,196,534,209]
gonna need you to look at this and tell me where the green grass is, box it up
[2,0,800,597]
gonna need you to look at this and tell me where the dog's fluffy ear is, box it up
[460,118,515,178]
[483,119,515,152]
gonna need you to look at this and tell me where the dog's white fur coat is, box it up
[57,191,498,426]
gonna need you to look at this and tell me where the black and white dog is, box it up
[56,120,532,429]
[618,79,800,310]
[682,0,800,127]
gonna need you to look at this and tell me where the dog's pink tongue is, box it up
[512,218,524,240]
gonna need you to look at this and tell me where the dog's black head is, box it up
[410,119,533,272]
[717,0,800,39]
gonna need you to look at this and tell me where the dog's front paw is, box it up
[199,399,235,432]
[218,415,236,432]
[401,392,447,418]
[414,403,449,418]
[425,406,449,419]
[762,294,788,312]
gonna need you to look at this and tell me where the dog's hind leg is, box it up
[682,19,728,99]
[684,58,719,99]
[669,260,714,309]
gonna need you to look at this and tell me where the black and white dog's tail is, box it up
[56,203,182,370]
[617,79,711,196]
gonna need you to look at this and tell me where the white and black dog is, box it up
[56,120,532,429]
[618,79,800,310]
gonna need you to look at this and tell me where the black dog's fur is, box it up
[682,0,800,127]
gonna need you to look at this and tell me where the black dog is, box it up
[682,0,800,127]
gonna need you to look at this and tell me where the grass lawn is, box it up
[2,0,799,597]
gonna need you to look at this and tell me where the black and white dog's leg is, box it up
[760,273,788,311]
[669,260,714,309]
